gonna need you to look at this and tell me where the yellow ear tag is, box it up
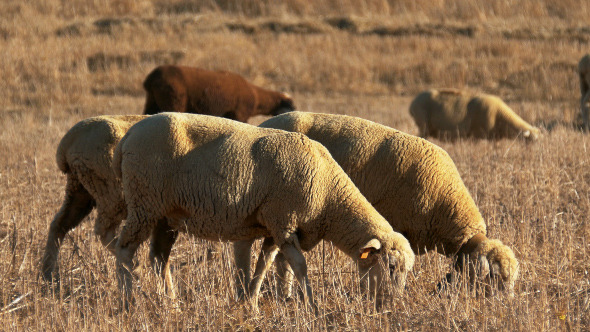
[360,249,370,259]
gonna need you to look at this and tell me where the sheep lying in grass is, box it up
[42,115,147,282]
[143,65,295,122]
[257,111,519,296]
[409,89,540,140]
[579,54,590,130]
[112,112,414,311]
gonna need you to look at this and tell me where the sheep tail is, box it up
[55,125,86,174]
[55,139,70,174]
[112,134,126,180]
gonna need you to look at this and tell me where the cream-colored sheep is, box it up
[409,89,540,140]
[42,115,147,281]
[112,113,415,311]
[42,115,178,295]
[579,54,590,130]
[258,111,519,296]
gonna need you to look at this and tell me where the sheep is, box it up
[41,115,179,296]
[409,88,540,140]
[42,115,146,282]
[142,65,295,122]
[112,112,415,312]
[579,54,590,130]
[257,111,519,296]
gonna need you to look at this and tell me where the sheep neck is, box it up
[254,87,282,115]
[322,194,392,260]
[457,232,488,256]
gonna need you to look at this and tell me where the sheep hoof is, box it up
[248,299,261,315]
[41,269,60,284]
[39,276,61,296]
[432,272,454,297]
[234,290,247,302]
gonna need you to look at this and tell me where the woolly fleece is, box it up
[42,115,147,281]
[113,113,414,309]
[260,111,519,292]
[409,89,540,140]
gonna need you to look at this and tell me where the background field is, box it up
[0,0,589,330]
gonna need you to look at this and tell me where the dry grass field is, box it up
[1,0,590,330]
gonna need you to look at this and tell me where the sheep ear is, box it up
[359,239,381,260]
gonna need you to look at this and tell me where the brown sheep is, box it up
[410,89,540,140]
[142,65,295,122]
[579,54,590,130]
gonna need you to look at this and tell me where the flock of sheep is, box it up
[41,54,590,313]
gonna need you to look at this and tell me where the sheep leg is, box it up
[153,85,187,113]
[116,215,155,310]
[96,225,119,256]
[41,174,94,282]
[275,252,294,299]
[149,218,179,298]
[358,264,379,299]
[280,242,318,314]
[358,264,386,310]
[94,206,126,256]
[116,241,141,311]
[233,239,255,301]
[143,91,160,115]
[582,92,590,131]
[248,237,279,311]
[417,122,431,138]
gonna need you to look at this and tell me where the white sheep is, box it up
[112,112,415,311]
[579,54,590,130]
[409,88,540,140]
[257,111,519,296]
[42,115,145,280]
[41,115,178,295]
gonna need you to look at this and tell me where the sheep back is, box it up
[57,115,146,177]
[113,112,376,250]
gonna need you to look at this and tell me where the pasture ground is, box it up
[0,1,589,330]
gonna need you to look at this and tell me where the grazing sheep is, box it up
[112,112,414,311]
[142,65,295,122]
[409,89,540,140]
[258,111,519,296]
[41,115,178,295]
[579,54,590,130]
[42,115,146,282]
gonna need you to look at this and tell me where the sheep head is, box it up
[271,93,296,116]
[457,238,519,297]
[523,127,542,141]
[358,233,415,303]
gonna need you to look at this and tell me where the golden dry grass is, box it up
[1,1,589,330]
